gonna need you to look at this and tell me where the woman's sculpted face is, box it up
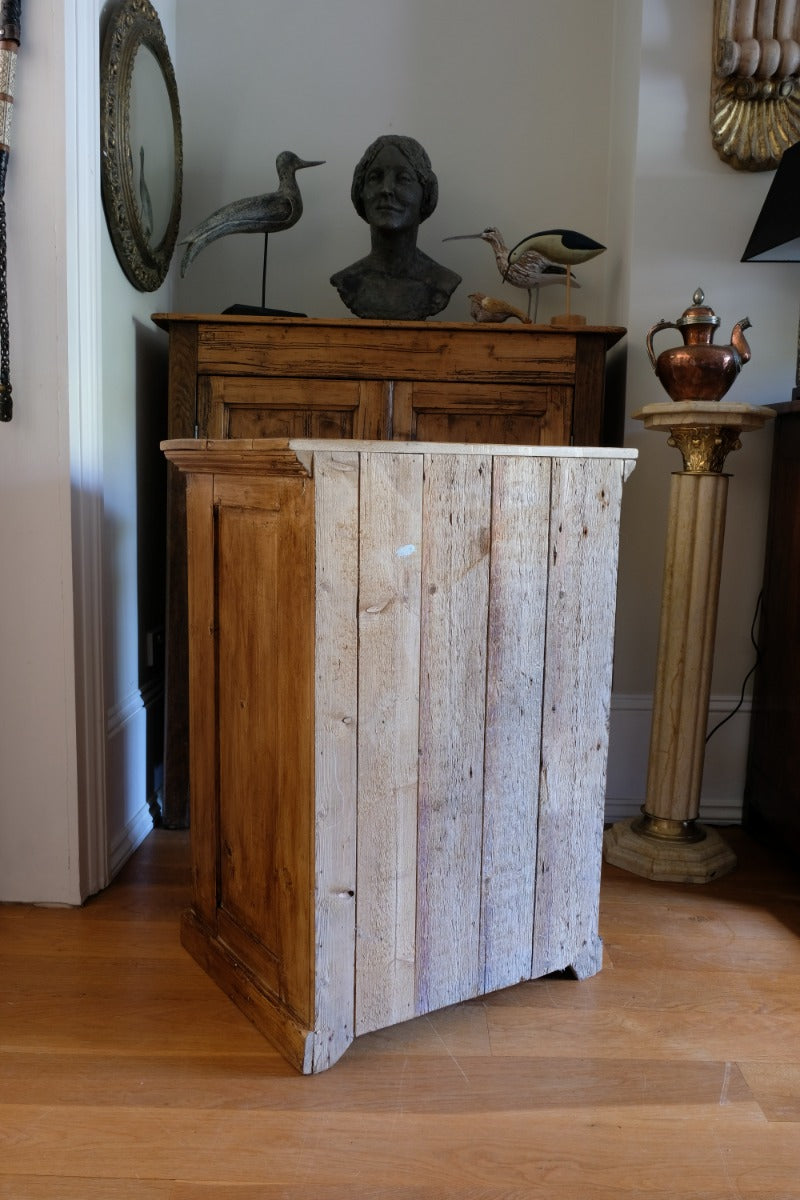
[360,144,424,234]
[330,135,460,319]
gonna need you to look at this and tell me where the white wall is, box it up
[0,0,178,902]
[0,2,82,902]
[174,0,623,325]
[607,0,793,822]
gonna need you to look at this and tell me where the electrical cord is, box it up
[705,589,762,743]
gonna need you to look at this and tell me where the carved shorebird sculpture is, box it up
[443,226,577,320]
[468,291,531,324]
[506,229,605,324]
[179,151,324,276]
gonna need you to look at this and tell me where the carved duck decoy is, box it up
[468,291,531,324]
[179,151,324,276]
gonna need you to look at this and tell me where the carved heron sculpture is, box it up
[505,229,605,323]
[443,226,577,320]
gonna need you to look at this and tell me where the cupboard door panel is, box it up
[402,384,571,445]
[211,377,363,440]
[215,475,316,1024]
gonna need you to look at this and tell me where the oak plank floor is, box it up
[1,826,799,1199]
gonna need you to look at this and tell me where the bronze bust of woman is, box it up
[331,135,461,320]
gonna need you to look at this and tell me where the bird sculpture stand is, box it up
[224,233,302,317]
[506,228,606,327]
[179,151,324,316]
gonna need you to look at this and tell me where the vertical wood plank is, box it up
[183,472,217,928]
[415,453,491,1014]
[353,381,389,440]
[355,451,424,1035]
[533,456,626,979]
[481,455,550,993]
[163,322,200,829]
[391,381,415,440]
[312,450,360,1070]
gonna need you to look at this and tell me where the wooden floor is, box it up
[1,826,799,1199]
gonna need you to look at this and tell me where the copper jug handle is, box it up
[646,319,679,371]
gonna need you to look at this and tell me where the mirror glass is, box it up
[129,45,174,247]
[100,0,183,291]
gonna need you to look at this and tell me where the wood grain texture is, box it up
[176,460,319,1072]
[165,440,633,1072]
[183,472,217,926]
[162,322,199,829]
[480,455,550,993]
[355,451,424,1034]
[415,452,492,1014]
[312,450,359,1070]
[215,473,315,1025]
[533,456,626,979]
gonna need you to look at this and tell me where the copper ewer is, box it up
[646,288,751,402]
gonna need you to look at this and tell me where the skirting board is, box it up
[605,692,751,825]
[106,688,157,878]
[108,801,155,879]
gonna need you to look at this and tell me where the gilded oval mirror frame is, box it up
[101,0,182,290]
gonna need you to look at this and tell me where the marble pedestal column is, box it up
[604,401,773,883]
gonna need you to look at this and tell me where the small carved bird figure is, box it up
[468,291,531,324]
[179,151,324,276]
[506,229,605,323]
[443,226,577,320]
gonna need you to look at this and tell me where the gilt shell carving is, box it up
[711,0,800,170]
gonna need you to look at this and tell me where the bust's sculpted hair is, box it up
[351,135,439,223]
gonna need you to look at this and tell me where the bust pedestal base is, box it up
[604,818,737,883]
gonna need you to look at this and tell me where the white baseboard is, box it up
[105,688,156,878]
[605,692,751,825]
[108,801,156,879]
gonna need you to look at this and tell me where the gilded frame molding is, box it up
[100,0,182,290]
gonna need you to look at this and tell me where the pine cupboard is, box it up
[154,314,626,827]
[162,436,636,1073]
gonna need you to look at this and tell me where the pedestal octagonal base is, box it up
[603,818,737,884]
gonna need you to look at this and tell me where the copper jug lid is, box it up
[676,287,720,328]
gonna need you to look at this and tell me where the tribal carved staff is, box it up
[0,0,19,423]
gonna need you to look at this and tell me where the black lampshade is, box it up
[742,141,800,262]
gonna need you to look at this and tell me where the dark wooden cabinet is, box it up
[154,313,626,827]
[744,397,800,863]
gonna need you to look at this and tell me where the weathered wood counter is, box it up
[162,437,636,1073]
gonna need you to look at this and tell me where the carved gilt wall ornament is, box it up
[667,426,743,473]
[711,0,800,170]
